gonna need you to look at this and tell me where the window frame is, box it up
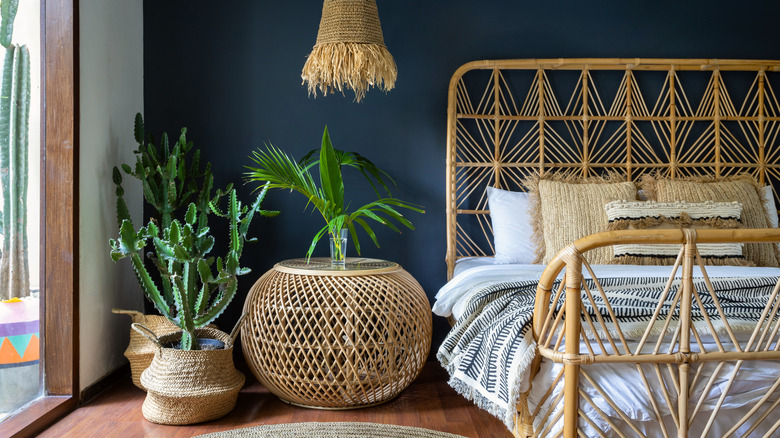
[0,0,78,436]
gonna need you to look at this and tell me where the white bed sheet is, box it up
[436,259,780,436]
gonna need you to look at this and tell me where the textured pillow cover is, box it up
[529,175,637,265]
[486,186,535,264]
[643,176,779,267]
[604,200,751,266]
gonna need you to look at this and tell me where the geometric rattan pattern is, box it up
[240,260,432,409]
[446,58,780,279]
[525,229,780,438]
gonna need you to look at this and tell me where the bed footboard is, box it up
[518,228,780,438]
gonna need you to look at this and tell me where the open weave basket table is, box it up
[241,258,432,409]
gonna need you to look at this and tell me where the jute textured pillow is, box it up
[528,175,637,265]
[643,176,779,267]
[604,200,751,266]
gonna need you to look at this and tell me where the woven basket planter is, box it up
[134,325,245,425]
[112,309,180,390]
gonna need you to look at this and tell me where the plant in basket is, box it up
[111,187,276,350]
[245,126,423,266]
[110,185,277,424]
[109,114,279,424]
[111,113,217,388]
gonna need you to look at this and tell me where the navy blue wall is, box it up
[143,0,780,350]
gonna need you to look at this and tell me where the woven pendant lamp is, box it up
[301,0,397,102]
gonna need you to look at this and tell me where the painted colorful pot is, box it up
[0,297,40,412]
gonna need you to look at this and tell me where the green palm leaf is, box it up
[318,126,344,219]
[246,126,423,257]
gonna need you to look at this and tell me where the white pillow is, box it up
[486,186,535,264]
[761,185,779,228]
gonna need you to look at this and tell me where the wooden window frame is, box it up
[0,0,78,436]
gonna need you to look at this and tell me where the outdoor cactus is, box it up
[110,187,277,350]
[0,43,30,301]
[0,0,18,48]
[114,113,214,231]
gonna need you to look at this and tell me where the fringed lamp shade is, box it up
[301,0,397,102]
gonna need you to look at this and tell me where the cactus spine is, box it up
[0,42,29,300]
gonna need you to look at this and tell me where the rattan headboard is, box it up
[446,58,780,279]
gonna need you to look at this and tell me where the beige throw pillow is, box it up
[531,176,637,265]
[604,200,751,266]
[643,176,778,267]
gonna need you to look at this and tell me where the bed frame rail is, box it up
[521,227,780,438]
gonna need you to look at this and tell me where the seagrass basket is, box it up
[133,324,245,425]
[112,308,180,390]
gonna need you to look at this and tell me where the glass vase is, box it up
[329,228,348,268]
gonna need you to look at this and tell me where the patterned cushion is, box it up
[643,176,779,267]
[529,175,637,264]
[604,200,751,266]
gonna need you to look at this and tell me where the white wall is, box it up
[79,0,144,391]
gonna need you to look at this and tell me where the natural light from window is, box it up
[0,0,41,421]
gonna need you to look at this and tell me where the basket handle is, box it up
[228,313,247,348]
[131,323,162,347]
[112,308,146,323]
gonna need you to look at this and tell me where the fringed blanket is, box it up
[437,276,780,430]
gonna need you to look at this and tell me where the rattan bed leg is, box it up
[514,392,535,438]
[677,230,697,438]
[515,351,544,437]
[561,245,583,438]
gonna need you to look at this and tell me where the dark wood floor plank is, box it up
[37,362,511,438]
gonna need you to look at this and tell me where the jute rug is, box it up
[193,422,467,438]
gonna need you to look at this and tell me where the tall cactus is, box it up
[0,0,18,49]
[113,113,217,308]
[0,0,29,301]
[114,113,214,232]
[109,187,278,350]
[0,42,29,300]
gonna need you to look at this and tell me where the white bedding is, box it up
[435,259,780,436]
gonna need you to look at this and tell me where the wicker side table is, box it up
[241,258,432,409]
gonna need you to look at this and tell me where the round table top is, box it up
[274,257,400,276]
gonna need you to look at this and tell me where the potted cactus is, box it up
[111,113,222,389]
[109,114,279,424]
[110,185,277,424]
[111,187,273,349]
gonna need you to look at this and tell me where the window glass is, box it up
[0,0,42,421]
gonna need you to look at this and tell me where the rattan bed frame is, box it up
[445,59,780,437]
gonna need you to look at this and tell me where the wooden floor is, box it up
[38,361,512,438]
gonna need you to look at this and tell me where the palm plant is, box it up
[245,127,423,261]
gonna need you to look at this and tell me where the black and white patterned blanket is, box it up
[436,276,780,430]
